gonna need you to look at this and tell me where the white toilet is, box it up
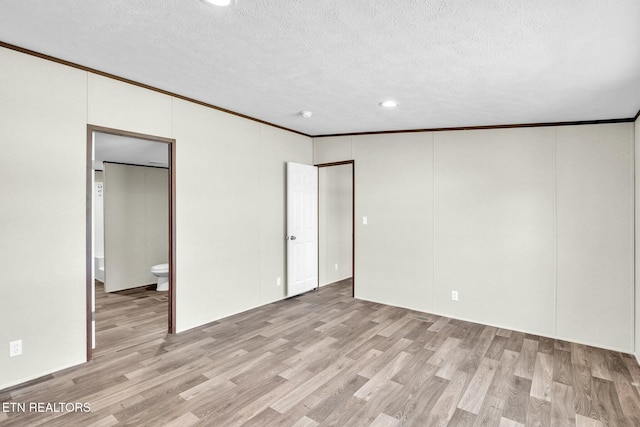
[151,263,169,291]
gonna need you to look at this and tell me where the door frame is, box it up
[315,160,355,297]
[85,124,177,361]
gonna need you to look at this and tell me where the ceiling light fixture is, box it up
[201,0,232,6]
[379,100,399,108]
[300,111,313,118]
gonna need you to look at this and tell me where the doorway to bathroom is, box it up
[316,161,355,297]
[86,125,176,361]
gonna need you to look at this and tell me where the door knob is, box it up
[289,235,297,240]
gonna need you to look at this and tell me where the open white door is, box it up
[287,162,318,297]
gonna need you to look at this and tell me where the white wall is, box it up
[103,163,168,292]
[0,46,312,390]
[173,99,262,329]
[315,122,635,352]
[555,124,634,350]
[314,136,354,163]
[353,133,435,313]
[88,73,173,137]
[434,128,556,337]
[319,164,353,286]
[0,48,88,389]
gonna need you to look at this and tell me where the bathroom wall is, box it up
[0,45,312,390]
[315,123,635,352]
[103,163,169,292]
[319,164,353,286]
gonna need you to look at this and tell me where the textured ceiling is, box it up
[1,0,639,136]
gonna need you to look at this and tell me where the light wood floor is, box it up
[2,279,640,426]
[93,281,168,359]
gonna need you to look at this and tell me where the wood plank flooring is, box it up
[93,281,168,359]
[2,279,640,426]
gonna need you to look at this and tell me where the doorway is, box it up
[316,161,355,297]
[86,125,176,361]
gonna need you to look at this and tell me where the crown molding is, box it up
[313,117,637,138]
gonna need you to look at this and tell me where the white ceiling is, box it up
[94,132,168,171]
[1,0,639,136]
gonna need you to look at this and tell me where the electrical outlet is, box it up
[276,277,281,287]
[9,340,22,357]
[334,263,338,271]
[362,216,368,225]
[451,291,459,301]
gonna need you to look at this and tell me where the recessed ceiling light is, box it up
[201,0,232,6]
[300,111,313,118]
[379,100,399,108]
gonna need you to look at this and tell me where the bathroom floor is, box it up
[94,280,169,358]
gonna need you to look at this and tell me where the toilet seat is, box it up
[151,263,169,275]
